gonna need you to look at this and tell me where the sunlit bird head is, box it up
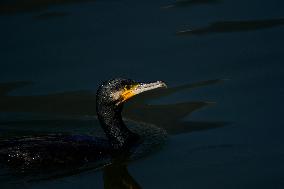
[96,78,167,107]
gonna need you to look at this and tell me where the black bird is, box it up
[0,78,167,172]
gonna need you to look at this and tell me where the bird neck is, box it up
[97,104,139,150]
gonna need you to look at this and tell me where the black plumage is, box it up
[0,78,167,172]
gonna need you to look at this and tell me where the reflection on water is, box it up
[177,18,284,35]
[125,101,226,135]
[0,81,32,96]
[102,143,245,189]
[103,163,142,189]
[0,83,97,116]
[0,0,95,15]
[162,0,221,9]
[1,158,140,189]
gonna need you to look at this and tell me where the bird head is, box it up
[96,78,167,107]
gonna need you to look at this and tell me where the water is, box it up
[0,0,284,188]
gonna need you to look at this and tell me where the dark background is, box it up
[0,0,284,188]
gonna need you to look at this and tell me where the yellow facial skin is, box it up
[113,81,167,106]
[120,84,139,103]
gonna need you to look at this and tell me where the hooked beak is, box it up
[117,81,167,105]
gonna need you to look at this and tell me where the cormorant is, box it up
[0,78,167,172]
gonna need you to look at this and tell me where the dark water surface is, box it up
[1,0,284,188]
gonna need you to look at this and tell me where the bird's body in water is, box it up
[0,78,167,172]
